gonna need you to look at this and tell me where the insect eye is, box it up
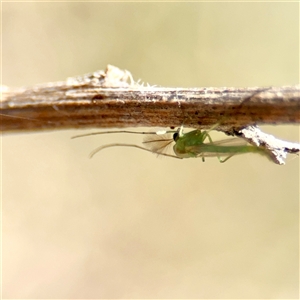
[173,132,179,141]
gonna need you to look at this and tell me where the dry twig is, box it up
[1,65,299,164]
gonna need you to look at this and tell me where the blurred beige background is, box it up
[2,2,299,299]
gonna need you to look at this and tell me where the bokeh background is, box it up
[2,2,299,298]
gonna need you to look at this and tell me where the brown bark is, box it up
[1,65,299,164]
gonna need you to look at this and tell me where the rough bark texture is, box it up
[1,65,299,164]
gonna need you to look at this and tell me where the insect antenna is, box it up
[89,143,181,159]
[72,130,176,139]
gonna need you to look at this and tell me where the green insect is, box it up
[72,125,268,163]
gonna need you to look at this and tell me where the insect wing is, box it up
[206,137,248,146]
[185,137,249,158]
[142,134,174,154]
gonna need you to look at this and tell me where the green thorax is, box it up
[173,130,206,158]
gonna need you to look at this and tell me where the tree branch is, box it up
[1,65,299,164]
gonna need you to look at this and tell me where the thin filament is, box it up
[89,143,181,159]
[72,130,176,139]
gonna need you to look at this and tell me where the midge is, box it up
[72,125,269,163]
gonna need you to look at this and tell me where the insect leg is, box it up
[219,154,235,163]
[202,131,232,163]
